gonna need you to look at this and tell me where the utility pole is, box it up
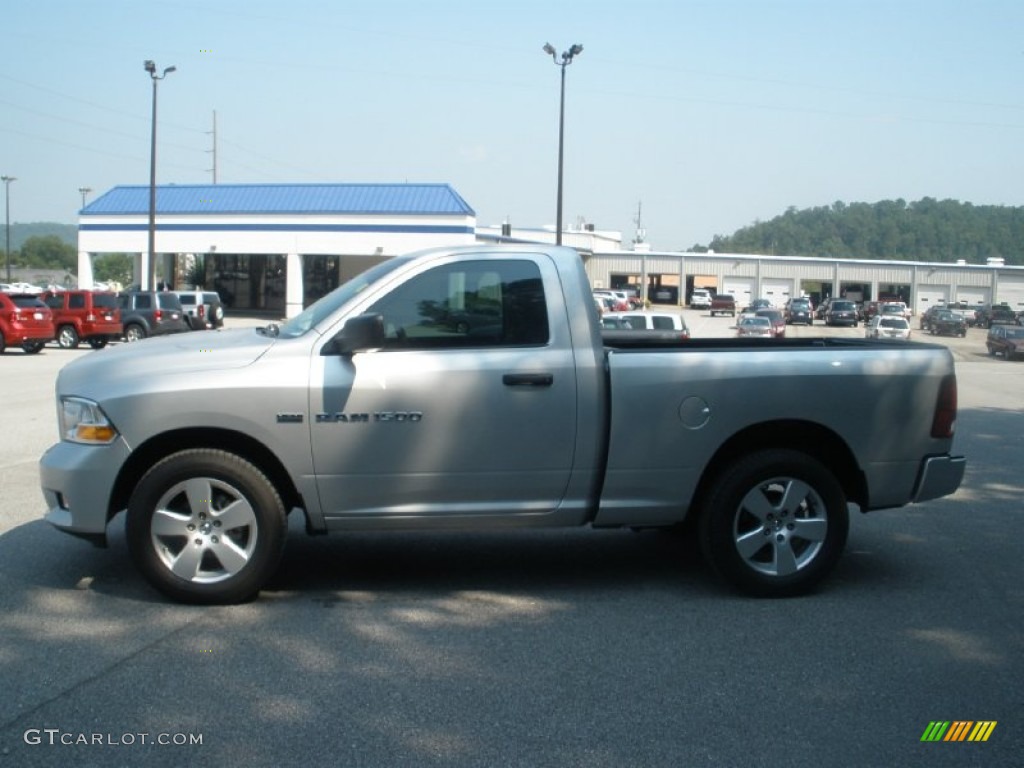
[207,110,218,184]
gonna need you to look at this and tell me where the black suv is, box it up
[118,291,190,342]
[927,309,968,337]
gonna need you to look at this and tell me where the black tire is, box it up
[698,449,849,597]
[57,325,80,349]
[124,323,146,342]
[22,341,45,354]
[88,338,109,350]
[0,331,5,354]
[126,449,288,604]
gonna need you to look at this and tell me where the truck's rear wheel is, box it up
[126,449,287,604]
[699,449,848,597]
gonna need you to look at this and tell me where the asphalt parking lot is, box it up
[1,315,1021,767]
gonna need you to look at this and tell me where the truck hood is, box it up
[57,329,276,397]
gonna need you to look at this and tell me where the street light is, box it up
[542,42,583,246]
[78,186,92,209]
[144,59,175,290]
[2,175,15,283]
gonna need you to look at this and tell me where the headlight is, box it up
[59,397,119,444]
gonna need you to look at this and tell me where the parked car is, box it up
[5,281,43,294]
[600,314,631,329]
[824,299,859,327]
[784,298,813,325]
[919,304,946,332]
[747,298,772,314]
[118,291,190,342]
[174,290,226,330]
[710,294,737,317]
[948,302,981,326]
[928,310,968,337]
[608,310,690,338]
[985,325,1024,359]
[735,315,773,338]
[754,309,785,337]
[880,301,910,319]
[865,316,911,340]
[592,290,629,312]
[975,304,1019,329]
[0,292,55,354]
[689,288,712,309]
[42,290,123,349]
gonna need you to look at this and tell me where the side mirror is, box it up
[322,313,385,356]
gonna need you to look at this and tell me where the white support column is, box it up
[77,251,94,289]
[285,252,304,318]
[134,253,145,289]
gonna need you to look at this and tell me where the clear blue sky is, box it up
[3,0,1022,249]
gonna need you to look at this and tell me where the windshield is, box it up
[275,257,412,339]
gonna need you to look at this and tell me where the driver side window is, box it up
[367,259,549,349]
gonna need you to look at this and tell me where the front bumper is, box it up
[39,438,132,546]
[913,455,967,503]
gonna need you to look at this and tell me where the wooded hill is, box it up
[694,198,1024,265]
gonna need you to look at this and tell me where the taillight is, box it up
[198,305,205,318]
[931,374,958,438]
[154,309,163,321]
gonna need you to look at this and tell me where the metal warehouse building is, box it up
[583,248,1024,314]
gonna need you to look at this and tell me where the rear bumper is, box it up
[6,325,55,343]
[913,455,966,503]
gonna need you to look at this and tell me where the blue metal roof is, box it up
[82,183,475,216]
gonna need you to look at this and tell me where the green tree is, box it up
[93,254,133,287]
[17,235,76,270]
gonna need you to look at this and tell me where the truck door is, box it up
[309,255,578,525]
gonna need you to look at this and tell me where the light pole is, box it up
[2,175,15,283]
[78,186,92,209]
[542,42,582,246]
[145,59,175,290]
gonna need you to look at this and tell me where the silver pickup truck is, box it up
[40,245,965,604]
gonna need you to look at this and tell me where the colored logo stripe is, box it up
[920,721,996,742]
[968,722,997,742]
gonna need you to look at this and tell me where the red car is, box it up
[755,309,786,337]
[42,290,123,349]
[0,292,55,354]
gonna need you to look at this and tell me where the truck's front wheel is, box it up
[699,450,848,597]
[126,450,287,604]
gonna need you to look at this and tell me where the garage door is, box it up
[996,276,1024,312]
[915,285,949,316]
[722,277,754,309]
[956,287,991,307]
[760,278,792,308]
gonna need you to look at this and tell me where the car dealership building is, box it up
[78,182,1024,316]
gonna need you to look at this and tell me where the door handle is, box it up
[502,373,554,387]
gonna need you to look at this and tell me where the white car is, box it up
[6,281,43,293]
[865,316,912,340]
[608,310,690,337]
[690,289,712,309]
